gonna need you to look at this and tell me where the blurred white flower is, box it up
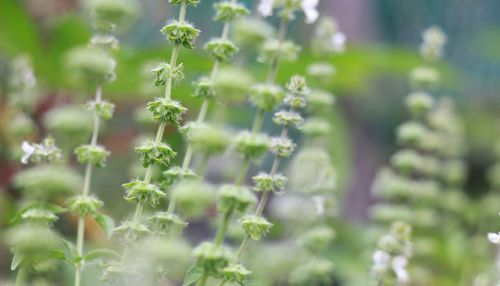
[392,256,409,283]
[312,195,325,215]
[301,0,319,24]
[488,232,500,244]
[258,0,274,17]
[373,250,390,266]
[332,32,346,53]
[21,141,35,164]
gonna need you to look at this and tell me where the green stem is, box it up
[214,209,233,247]
[196,154,210,177]
[15,266,26,286]
[266,17,289,84]
[74,83,103,286]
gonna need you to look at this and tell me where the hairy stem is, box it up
[74,84,102,286]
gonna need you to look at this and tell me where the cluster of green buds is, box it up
[371,221,413,285]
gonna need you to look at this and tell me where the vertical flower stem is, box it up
[15,266,26,286]
[167,15,232,215]
[74,84,102,286]
[266,17,289,84]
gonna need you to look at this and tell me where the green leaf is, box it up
[11,253,25,270]
[183,265,204,286]
[94,214,115,239]
[61,239,80,264]
[83,248,119,262]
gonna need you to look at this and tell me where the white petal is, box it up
[258,0,274,17]
[332,32,346,53]
[21,141,35,164]
[392,256,409,283]
[372,250,390,266]
[302,0,319,24]
[488,232,500,244]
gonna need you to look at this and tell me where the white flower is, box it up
[392,256,409,283]
[488,232,500,244]
[332,32,346,53]
[258,0,274,17]
[21,141,35,164]
[301,0,319,24]
[373,250,390,266]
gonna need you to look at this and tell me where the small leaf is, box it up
[11,253,25,270]
[61,239,80,264]
[94,214,115,239]
[183,265,204,286]
[83,248,119,262]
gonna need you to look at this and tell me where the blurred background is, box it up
[1,0,499,285]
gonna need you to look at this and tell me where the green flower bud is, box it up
[205,38,239,62]
[44,106,93,143]
[232,17,275,47]
[151,62,184,86]
[75,144,110,167]
[258,39,301,63]
[218,184,257,213]
[113,221,150,244]
[249,84,285,111]
[161,20,200,49]
[410,66,440,88]
[306,89,335,111]
[19,207,60,225]
[193,76,216,99]
[396,121,428,147]
[68,195,103,217]
[146,97,186,125]
[123,179,165,206]
[214,2,249,22]
[372,168,439,201]
[163,166,199,185]
[390,149,425,174]
[65,46,116,84]
[298,226,335,253]
[221,263,251,284]
[135,141,177,167]
[193,242,232,275]
[419,26,447,61]
[284,94,306,109]
[13,165,82,199]
[234,131,270,159]
[213,67,255,103]
[147,211,187,235]
[252,172,287,193]
[90,34,120,50]
[273,110,304,128]
[171,180,216,219]
[169,0,199,6]
[180,122,230,156]
[405,91,434,117]
[302,118,331,138]
[307,62,336,81]
[9,113,35,138]
[286,75,309,96]
[289,258,335,286]
[87,0,138,30]
[239,215,273,240]
[391,221,412,241]
[86,99,115,120]
[5,225,61,258]
[270,137,296,157]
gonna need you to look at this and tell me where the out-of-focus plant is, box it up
[370,26,475,285]
[63,0,139,285]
